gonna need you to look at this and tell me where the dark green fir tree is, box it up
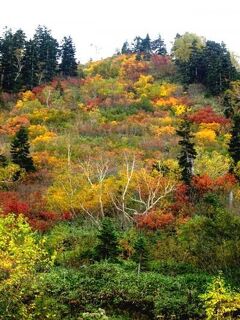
[151,34,167,56]
[229,114,240,176]
[121,41,132,54]
[132,235,149,275]
[59,36,77,77]
[0,154,7,167]
[32,25,59,84]
[10,126,35,173]
[177,120,197,186]
[141,34,152,60]
[202,41,237,95]
[22,39,39,89]
[0,28,26,92]
[95,218,119,261]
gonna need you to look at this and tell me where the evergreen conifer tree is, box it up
[121,41,132,54]
[0,154,7,167]
[59,36,77,77]
[10,127,35,173]
[0,28,26,92]
[151,34,167,56]
[132,36,144,60]
[141,34,152,60]
[132,235,149,275]
[22,39,39,89]
[177,120,197,186]
[202,41,237,95]
[95,218,119,261]
[229,114,240,175]
[32,26,59,84]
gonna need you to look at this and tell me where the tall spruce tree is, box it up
[22,39,39,89]
[32,26,59,84]
[228,114,240,175]
[0,154,7,167]
[151,34,167,55]
[10,127,35,173]
[223,81,240,118]
[202,41,237,95]
[95,218,119,261]
[121,41,132,54]
[132,235,149,275]
[59,36,77,77]
[177,120,197,186]
[0,28,26,92]
[132,36,144,60]
[141,34,152,60]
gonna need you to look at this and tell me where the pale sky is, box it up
[0,0,239,63]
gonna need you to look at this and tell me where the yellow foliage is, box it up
[15,99,24,109]
[157,159,180,179]
[162,159,180,172]
[234,188,240,202]
[152,125,176,136]
[32,151,60,169]
[155,97,179,108]
[159,83,179,97]
[195,128,216,145]
[201,275,240,320]
[47,169,118,216]
[29,108,50,122]
[159,116,173,126]
[223,133,232,145]
[21,90,35,102]
[0,164,23,187]
[28,124,48,139]
[199,122,221,132]
[134,75,154,96]
[195,149,230,178]
[0,215,52,319]
[172,104,190,115]
[32,131,57,145]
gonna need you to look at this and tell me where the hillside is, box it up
[1,47,240,319]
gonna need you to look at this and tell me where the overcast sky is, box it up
[0,0,239,62]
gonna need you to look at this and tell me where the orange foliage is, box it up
[120,55,149,81]
[32,151,60,169]
[136,210,175,230]
[192,175,214,195]
[0,115,30,135]
[188,106,229,125]
[193,173,236,195]
[214,173,236,191]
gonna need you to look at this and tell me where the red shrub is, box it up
[214,173,236,191]
[136,211,175,230]
[188,106,229,125]
[0,192,30,215]
[0,191,72,232]
[192,175,214,195]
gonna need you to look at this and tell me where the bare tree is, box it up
[78,156,110,218]
[110,155,175,221]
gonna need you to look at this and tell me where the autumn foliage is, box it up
[0,191,72,231]
[188,106,229,125]
[136,211,175,230]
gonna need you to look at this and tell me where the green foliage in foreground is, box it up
[30,263,210,320]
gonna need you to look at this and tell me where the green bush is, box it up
[35,262,211,319]
[178,209,240,272]
[46,222,98,267]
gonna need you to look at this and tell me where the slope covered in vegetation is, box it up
[0,29,240,319]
